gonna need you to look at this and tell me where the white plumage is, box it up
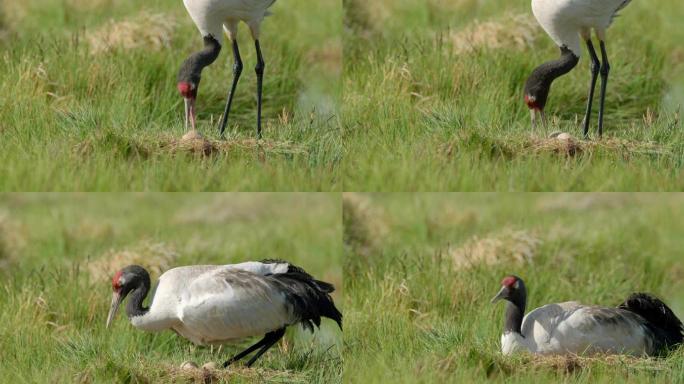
[531,0,631,56]
[182,0,276,43]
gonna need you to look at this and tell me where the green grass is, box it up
[0,193,342,383]
[0,0,341,191]
[344,193,684,383]
[343,0,684,191]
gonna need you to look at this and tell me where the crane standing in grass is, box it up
[106,260,342,367]
[524,0,632,138]
[177,0,277,139]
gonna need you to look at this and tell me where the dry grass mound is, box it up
[450,14,538,54]
[87,241,179,281]
[174,194,275,225]
[527,134,670,158]
[163,363,303,383]
[343,193,387,258]
[448,229,541,269]
[442,130,671,161]
[73,131,307,159]
[536,193,635,213]
[523,354,670,375]
[0,211,25,269]
[86,12,176,54]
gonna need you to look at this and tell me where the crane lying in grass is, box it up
[106,260,342,367]
[524,0,632,138]
[491,275,683,356]
[177,0,277,139]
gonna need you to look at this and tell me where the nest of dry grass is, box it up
[73,132,307,159]
[86,12,177,54]
[343,193,388,258]
[86,241,179,281]
[450,14,538,54]
[527,134,670,158]
[448,229,541,270]
[523,354,671,374]
[164,364,302,384]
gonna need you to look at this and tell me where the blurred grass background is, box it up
[0,193,342,383]
[344,193,684,383]
[0,0,341,191]
[343,0,684,191]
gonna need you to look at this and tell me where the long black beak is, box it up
[491,286,507,304]
[106,291,123,328]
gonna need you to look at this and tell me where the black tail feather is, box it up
[266,265,342,332]
[619,293,683,353]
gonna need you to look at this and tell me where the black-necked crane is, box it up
[106,260,342,367]
[524,0,633,138]
[491,276,683,356]
[177,0,277,139]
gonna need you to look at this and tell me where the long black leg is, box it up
[218,39,243,138]
[222,328,285,368]
[583,40,600,139]
[254,40,265,139]
[245,328,285,367]
[597,40,610,138]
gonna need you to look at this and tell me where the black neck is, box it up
[504,300,525,334]
[524,46,579,108]
[534,46,579,81]
[504,283,527,334]
[125,281,150,318]
[177,35,222,82]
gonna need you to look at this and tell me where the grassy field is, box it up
[0,193,342,383]
[343,0,684,191]
[344,193,684,383]
[0,0,341,191]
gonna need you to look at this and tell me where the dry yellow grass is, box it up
[342,193,388,258]
[86,12,177,54]
[72,132,307,159]
[449,14,538,54]
[173,195,274,225]
[536,193,635,213]
[0,210,25,269]
[527,135,670,158]
[86,241,179,281]
[447,229,541,269]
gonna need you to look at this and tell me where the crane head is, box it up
[106,265,149,328]
[177,81,198,100]
[491,275,525,304]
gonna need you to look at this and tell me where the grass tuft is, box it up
[85,12,177,55]
[447,229,541,270]
[86,241,179,281]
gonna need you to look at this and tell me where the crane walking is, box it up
[177,0,277,139]
[106,260,342,367]
[524,0,633,138]
[491,275,683,356]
